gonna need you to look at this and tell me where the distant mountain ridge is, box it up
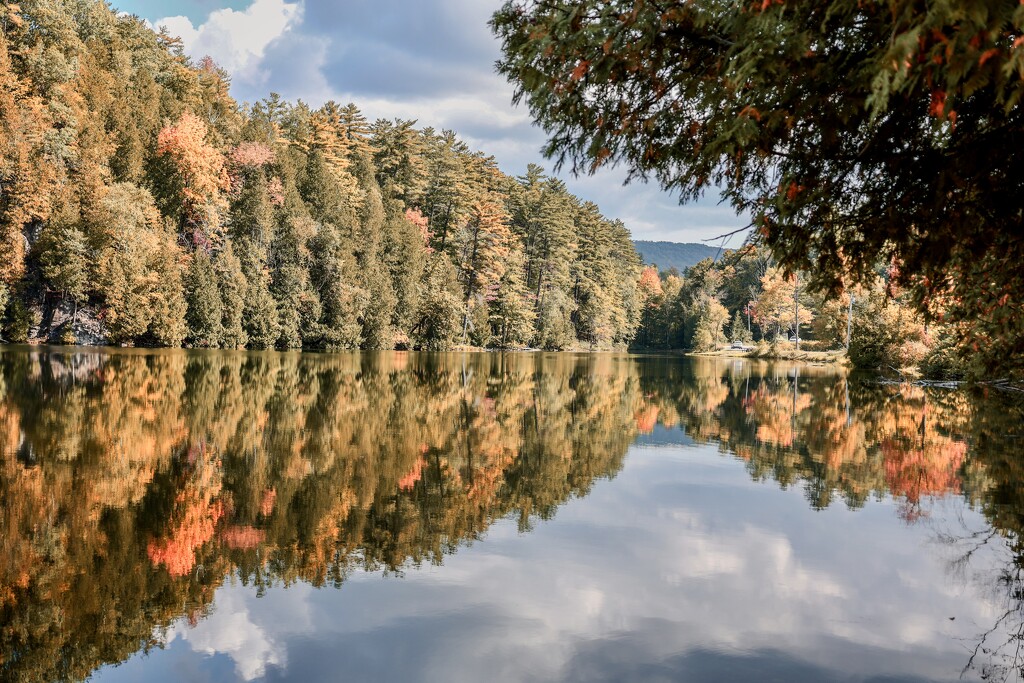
[633,241,722,273]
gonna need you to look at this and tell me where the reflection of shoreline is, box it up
[637,356,1016,518]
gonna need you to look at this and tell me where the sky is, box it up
[112,0,750,245]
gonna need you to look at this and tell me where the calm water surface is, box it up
[1,347,1023,682]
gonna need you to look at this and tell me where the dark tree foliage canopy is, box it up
[492,0,1024,371]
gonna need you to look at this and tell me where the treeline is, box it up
[635,244,972,377]
[0,1,644,352]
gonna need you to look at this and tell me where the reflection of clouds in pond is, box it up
[168,584,313,680]
[142,445,1001,683]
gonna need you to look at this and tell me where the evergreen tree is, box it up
[371,119,428,204]
[237,239,280,349]
[185,250,223,347]
[692,298,729,352]
[728,311,751,344]
[454,199,514,344]
[411,255,463,351]
[308,225,365,349]
[37,218,90,312]
[147,236,188,347]
[536,288,576,351]
[489,250,535,348]
[380,205,427,339]
[216,242,248,349]
[361,261,398,350]
[269,215,316,349]
[0,2,665,360]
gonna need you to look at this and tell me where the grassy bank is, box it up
[691,341,848,365]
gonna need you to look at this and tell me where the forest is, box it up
[0,1,1007,379]
[0,1,644,353]
[633,244,962,378]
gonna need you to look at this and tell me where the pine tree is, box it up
[380,205,428,340]
[269,215,316,349]
[361,260,397,350]
[536,288,576,351]
[729,311,751,344]
[371,119,428,204]
[489,249,535,348]
[147,235,188,347]
[298,147,358,235]
[185,250,223,348]
[454,199,513,344]
[307,224,365,349]
[216,242,248,349]
[411,254,463,350]
[38,219,90,311]
[236,239,280,349]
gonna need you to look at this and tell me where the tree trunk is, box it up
[793,273,800,350]
[846,293,854,349]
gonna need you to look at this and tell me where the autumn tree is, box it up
[0,0,650,354]
[454,199,514,344]
[729,311,751,345]
[492,0,1024,376]
[753,268,812,342]
[154,112,230,247]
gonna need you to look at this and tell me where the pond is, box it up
[1,347,1023,682]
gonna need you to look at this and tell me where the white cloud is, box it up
[170,588,286,680]
[152,0,302,91]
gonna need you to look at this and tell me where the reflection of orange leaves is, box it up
[220,525,265,550]
[465,450,515,503]
[868,390,971,522]
[398,458,425,491]
[747,385,811,448]
[480,397,497,417]
[147,497,223,576]
[883,438,966,503]
[635,405,659,434]
[147,445,224,576]
[259,488,276,517]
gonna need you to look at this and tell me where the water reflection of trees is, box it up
[635,356,1024,681]
[1,349,1022,682]
[0,350,641,682]
[635,357,987,517]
